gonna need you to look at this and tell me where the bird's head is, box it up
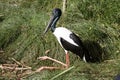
[44,8,62,34]
[52,8,62,17]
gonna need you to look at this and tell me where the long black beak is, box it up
[44,16,55,34]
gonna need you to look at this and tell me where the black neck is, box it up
[51,17,59,32]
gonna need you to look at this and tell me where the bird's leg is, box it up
[65,52,70,68]
[37,52,70,72]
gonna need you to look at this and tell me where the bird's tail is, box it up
[76,47,100,63]
[83,47,101,63]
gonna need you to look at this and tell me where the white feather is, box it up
[83,55,87,62]
[53,27,79,47]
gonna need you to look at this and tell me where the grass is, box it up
[0,0,120,80]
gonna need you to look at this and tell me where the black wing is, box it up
[60,33,85,58]
[69,33,84,47]
[69,33,98,62]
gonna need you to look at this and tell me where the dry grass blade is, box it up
[11,58,31,69]
[0,64,31,71]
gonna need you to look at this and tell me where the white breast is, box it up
[53,27,79,47]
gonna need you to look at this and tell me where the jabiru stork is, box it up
[37,8,93,71]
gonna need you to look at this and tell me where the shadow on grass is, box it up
[83,40,108,63]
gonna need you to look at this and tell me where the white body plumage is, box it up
[53,27,79,48]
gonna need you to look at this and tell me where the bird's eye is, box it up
[52,11,56,15]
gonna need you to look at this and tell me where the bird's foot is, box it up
[37,56,67,72]
[38,56,68,68]
[35,66,61,72]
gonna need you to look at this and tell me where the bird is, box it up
[38,8,94,71]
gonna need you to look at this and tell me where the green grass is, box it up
[0,0,120,80]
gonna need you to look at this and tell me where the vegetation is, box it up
[0,0,120,80]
